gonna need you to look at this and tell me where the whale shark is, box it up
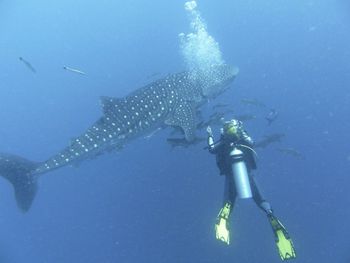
[0,64,238,212]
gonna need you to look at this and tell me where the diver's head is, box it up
[222,119,241,139]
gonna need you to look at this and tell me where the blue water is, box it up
[1,0,350,262]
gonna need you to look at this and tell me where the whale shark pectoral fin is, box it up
[165,102,196,142]
[100,96,125,116]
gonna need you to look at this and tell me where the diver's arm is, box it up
[240,130,254,147]
[207,126,216,153]
[207,126,220,153]
[207,126,214,148]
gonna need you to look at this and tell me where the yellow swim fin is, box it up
[268,214,296,260]
[215,202,231,245]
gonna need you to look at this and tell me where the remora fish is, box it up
[0,64,238,211]
[277,147,303,159]
[212,102,229,110]
[196,113,225,130]
[241,98,266,108]
[19,57,36,73]
[63,66,86,75]
[255,133,285,149]
[196,112,254,131]
[167,137,205,149]
[235,114,256,122]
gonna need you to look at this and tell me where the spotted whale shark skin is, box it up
[0,64,238,211]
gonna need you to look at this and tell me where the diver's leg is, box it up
[215,174,236,245]
[249,175,273,215]
[223,173,237,208]
[249,176,297,259]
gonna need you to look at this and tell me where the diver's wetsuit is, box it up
[208,127,272,214]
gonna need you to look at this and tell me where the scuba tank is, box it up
[229,144,253,199]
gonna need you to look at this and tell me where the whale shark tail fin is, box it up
[0,153,39,212]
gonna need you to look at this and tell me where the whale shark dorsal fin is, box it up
[165,100,196,142]
[100,96,124,116]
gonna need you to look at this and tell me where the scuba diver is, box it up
[207,119,296,261]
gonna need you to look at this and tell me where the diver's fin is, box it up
[268,214,296,260]
[215,202,231,245]
[0,154,39,212]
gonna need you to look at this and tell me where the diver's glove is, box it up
[207,126,213,137]
[215,202,231,245]
[207,126,215,149]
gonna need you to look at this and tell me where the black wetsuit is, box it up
[208,128,272,214]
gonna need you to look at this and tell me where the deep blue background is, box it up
[1,0,350,262]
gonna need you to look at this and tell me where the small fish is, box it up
[196,112,226,130]
[167,137,205,149]
[196,118,225,130]
[241,98,266,108]
[223,109,235,115]
[212,103,230,110]
[208,111,225,121]
[209,109,234,120]
[235,114,256,122]
[266,109,278,125]
[169,126,186,136]
[144,128,162,140]
[197,110,251,131]
[255,133,285,149]
[277,147,303,159]
[63,66,86,75]
[19,57,36,73]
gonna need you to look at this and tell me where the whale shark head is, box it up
[197,64,239,99]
